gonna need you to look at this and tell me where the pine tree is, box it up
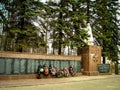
[0,0,46,52]
[69,0,88,49]
[91,0,120,62]
[47,0,71,55]
[47,0,88,55]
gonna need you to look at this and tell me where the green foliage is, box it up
[47,0,88,54]
[0,0,46,52]
[0,0,119,59]
[91,0,120,61]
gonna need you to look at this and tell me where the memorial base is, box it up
[78,46,101,76]
[83,71,99,76]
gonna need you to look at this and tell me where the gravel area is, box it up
[0,75,120,88]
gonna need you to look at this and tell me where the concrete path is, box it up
[0,75,120,90]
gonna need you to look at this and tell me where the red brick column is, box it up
[78,46,101,76]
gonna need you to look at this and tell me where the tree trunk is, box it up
[103,56,106,64]
[58,11,63,55]
[115,61,119,74]
[87,0,90,23]
[58,30,62,54]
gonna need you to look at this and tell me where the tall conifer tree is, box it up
[0,0,46,52]
[91,0,120,62]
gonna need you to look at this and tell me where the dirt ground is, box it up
[0,75,120,90]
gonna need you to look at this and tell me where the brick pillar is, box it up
[78,46,101,76]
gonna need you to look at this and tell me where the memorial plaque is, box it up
[20,59,26,74]
[31,60,35,73]
[98,64,110,73]
[0,58,5,74]
[45,60,49,66]
[27,59,32,73]
[6,58,13,74]
[55,60,60,68]
[35,60,39,72]
[70,60,75,66]
[77,61,81,72]
[49,60,54,66]
[65,61,69,68]
[53,60,56,67]
[13,59,20,74]
[74,61,78,72]
[39,60,43,65]
[60,61,65,69]
[42,59,46,66]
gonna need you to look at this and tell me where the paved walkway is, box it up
[0,75,120,88]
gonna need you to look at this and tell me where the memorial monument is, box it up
[84,23,94,46]
[78,23,101,76]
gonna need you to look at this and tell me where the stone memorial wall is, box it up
[0,45,103,79]
[0,52,81,75]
